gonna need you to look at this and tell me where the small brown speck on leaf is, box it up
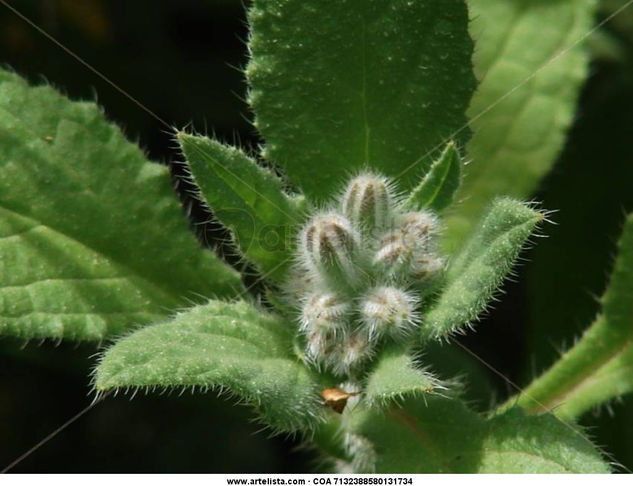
[321,387,358,414]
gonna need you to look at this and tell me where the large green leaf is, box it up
[178,133,301,282]
[0,69,241,341]
[95,300,323,432]
[347,397,609,472]
[421,197,542,340]
[443,0,595,251]
[247,0,476,199]
[512,213,633,420]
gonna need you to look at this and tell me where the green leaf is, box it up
[443,0,595,251]
[178,133,301,281]
[347,397,609,473]
[95,300,323,432]
[0,69,241,341]
[404,141,461,212]
[511,213,633,420]
[421,198,542,340]
[247,0,476,199]
[364,347,440,407]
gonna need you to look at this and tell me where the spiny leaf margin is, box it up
[511,212,633,419]
[0,68,241,341]
[421,197,543,340]
[94,300,324,432]
[363,347,443,407]
[404,141,461,213]
[177,132,301,281]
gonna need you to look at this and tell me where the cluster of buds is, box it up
[289,173,444,378]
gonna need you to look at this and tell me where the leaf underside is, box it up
[0,69,241,340]
[247,0,476,200]
[443,0,595,251]
[95,300,323,432]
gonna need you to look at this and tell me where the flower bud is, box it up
[283,267,321,305]
[397,211,438,251]
[341,331,374,372]
[372,229,413,274]
[300,292,349,334]
[300,212,361,286]
[411,255,444,281]
[305,328,374,376]
[305,329,333,362]
[341,173,392,233]
[360,286,419,339]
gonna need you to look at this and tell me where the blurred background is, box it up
[0,0,632,473]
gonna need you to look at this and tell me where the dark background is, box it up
[0,0,632,473]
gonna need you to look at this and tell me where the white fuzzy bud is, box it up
[300,212,361,284]
[293,174,447,380]
[372,229,413,273]
[397,211,438,251]
[360,286,419,339]
[300,292,349,334]
[322,330,374,376]
[284,267,321,305]
[305,329,334,362]
[411,255,444,281]
[341,173,392,233]
[373,212,439,275]
[341,331,374,371]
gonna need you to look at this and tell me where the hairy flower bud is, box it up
[305,329,334,362]
[411,255,444,281]
[291,173,448,380]
[341,173,392,233]
[372,211,439,276]
[372,229,413,274]
[341,331,374,371]
[300,212,362,287]
[324,331,373,376]
[284,268,321,305]
[398,211,438,251]
[300,292,349,334]
[360,286,419,339]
